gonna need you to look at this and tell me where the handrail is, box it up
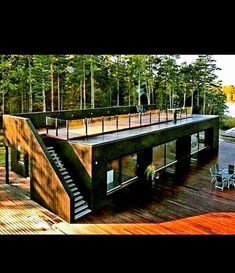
[45,107,193,140]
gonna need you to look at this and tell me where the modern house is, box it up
[3,105,219,223]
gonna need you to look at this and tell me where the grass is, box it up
[220,115,235,130]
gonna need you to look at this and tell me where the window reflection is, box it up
[107,158,120,191]
[121,154,137,183]
[107,153,138,191]
[166,140,176,164]
[153,144,165,169]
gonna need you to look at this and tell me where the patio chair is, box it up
[227,173,235,188]
[228,164,234,174]
[209,167,216,184]
[214,175,228,191]
[215,164,223,175]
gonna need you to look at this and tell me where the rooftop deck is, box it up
[1,138,235,234]
[70,114,216,146]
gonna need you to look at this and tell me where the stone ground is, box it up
[218,131,235,168]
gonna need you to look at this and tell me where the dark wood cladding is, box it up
[3,115,71,222]
[93,116,219,162]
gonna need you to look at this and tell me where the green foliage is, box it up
[144,163,156,180]
[0,54,227,116]
[220,116,235,130]
[0,146,4,167]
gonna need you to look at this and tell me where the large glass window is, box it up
[107,153,138,192]
[191,131,206,154]
[153,140,176,172]
[191,133,199,153]
[166,140,176,164]
[153,144,165,169]
[107,159,120,191]
[121,153,138,183]
[198,131,205,149]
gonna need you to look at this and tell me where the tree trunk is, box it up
[138,72,141,105]
[117,78,120,106]
[57,75,60,111]
[151,85,154,105]
[116,59,119,107]
[28,58,33,112]
[128,80,131,106]
[83,61,86,109]
[183,92,186,108]
[80,79,83,110]
[90,60,95,108]
[203,89,206,114]
[51,63,54,112]
[42,79,46,112]
[191,89,194,108]
[146,81,151,105]
[169,86,172,109]
[29,82,33,112]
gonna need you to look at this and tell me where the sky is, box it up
[178,55,235,86]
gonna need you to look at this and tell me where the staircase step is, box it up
[61,171,69,176]
[63,175,71,180]
[67,183,76,188]
[53,158,61,163]
[74,209,92,220]
[59,167,66,172]
[74,194,83,201]
[70,187,79,192]
[51,154,61,159]
[47,147,54,151]
[74,204,89,214]
[65,179,73,184]
[74,200,86,208]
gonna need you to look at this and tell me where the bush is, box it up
[220,115,235,130]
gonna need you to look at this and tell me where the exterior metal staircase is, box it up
[46,146,91,221]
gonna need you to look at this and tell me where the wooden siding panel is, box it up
[71,143,92,177]
[3,115,71,222]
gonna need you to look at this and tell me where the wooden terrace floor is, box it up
[1,139,235,234]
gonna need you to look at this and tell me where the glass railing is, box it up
[45,107,193,140]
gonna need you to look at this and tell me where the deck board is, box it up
[1,138,235,234]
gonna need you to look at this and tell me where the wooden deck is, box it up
[1,139,235,234]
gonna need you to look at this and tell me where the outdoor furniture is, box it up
[228,164,234,174]
[214,175,228,191]
[228,173,235,188]
[219,169,235,189]
[209,167,216,184]
[215,164,223,175]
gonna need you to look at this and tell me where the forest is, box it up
[0,54,227,116]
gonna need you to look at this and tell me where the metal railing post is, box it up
[116,115,118,131]
[149,111,151,124]
[55,118,58,136]
[102,116,104,134]
[128,113,131,128]
[46,116,49,134]
[85,118,88,137]
[66,120,69,140]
